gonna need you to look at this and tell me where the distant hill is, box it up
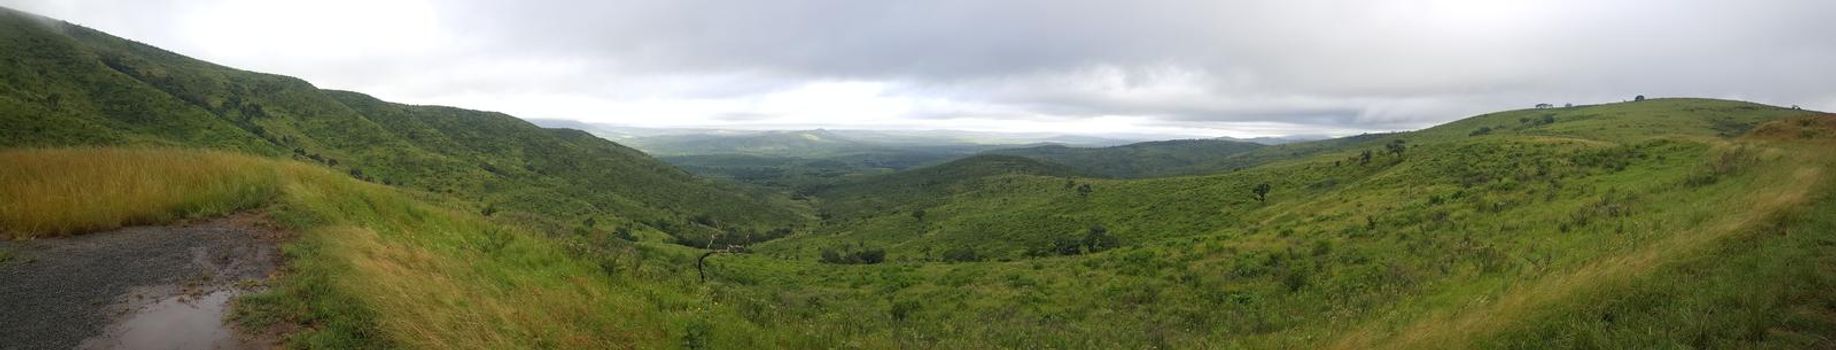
[525,119,1149,158]
[0,7,804,242]
[987,138,1267,178]
[1219,134,1332,145]
[622,129,885,157]
[808,154,1081,219]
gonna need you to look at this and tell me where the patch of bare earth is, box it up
[0,213,288,350]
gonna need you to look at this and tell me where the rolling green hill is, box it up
[6,5,1836,349]
[987,138,1267,178]
[0,7,804,243]
[737,99,1836,348]
[626,129,878,157]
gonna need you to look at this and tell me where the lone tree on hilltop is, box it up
[1253,183,1272,203]
[1634,95,1646,101]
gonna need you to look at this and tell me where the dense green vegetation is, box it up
[0,8,803,245]
[987,138,1266,178]
[732,101,1836,348]
[661,151,964,193]
[6,6,1836,349]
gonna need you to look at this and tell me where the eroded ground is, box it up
[0,213,283,350]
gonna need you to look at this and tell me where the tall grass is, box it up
[0,148,279,239]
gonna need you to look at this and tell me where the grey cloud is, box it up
[9,0,1836,134]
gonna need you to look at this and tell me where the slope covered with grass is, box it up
[0,148,792,348]
[733,101,1836,347]
[0,148,277,238]
[0,7,805,244]
[6,5,1836,348]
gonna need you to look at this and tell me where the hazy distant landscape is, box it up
[3,2,1836,349]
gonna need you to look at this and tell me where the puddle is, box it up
[77,290,246,350]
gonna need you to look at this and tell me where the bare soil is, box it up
[0,213,285,350]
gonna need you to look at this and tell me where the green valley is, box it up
[3,4,1836,350]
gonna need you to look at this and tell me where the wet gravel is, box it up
[0,214,281,350]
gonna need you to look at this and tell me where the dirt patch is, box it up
[0,212,286,350]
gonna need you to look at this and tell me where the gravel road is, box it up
[0,214,282,350]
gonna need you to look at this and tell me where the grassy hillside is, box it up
[0,8,804,243]
[0,148,277,238]
[987,138,1266,178]
[0,148,789,348]
[734,100,1836,347]
[7,5,1836,349]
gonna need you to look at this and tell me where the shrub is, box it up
[942,247,981,262]
[819,245,888,264]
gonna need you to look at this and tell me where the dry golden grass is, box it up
[0,148,279,239]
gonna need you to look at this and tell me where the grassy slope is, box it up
[733,100,1836,347]
[0,148,787,348]
[6,6,1835,348]
[986,138,1266,178]
[0,148,278,238]
[0,8,804,242]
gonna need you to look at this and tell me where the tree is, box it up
[1253,183,1272,203]
[696,245,747,282]
[1534,103,1552,109]
[1359,150,1373,165]
[942,247,980,262]
[1564,103,1574,108]
[858,248,886,264]
[1083,225,1119,253]
[910,209,926,223]
[1634,95,1646,101]
[1076,183,1093,197]
[1053,237,1084,255]
[1386,139,1408,157]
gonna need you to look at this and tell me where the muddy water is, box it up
[0,214,283,349]
[77,290,245,350]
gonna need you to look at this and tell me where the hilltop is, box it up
[0,7,804,244]
[4,5,1836,349]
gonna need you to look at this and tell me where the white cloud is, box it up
[4,0,1833,138]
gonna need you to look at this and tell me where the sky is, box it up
[5,0,1834,138]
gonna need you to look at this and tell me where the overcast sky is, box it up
[5,0,1833,137]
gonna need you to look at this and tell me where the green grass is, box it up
[6,5,1836,348]
[723,105,1836,347]
[987,138,1265,178]
[0,7,806,245]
